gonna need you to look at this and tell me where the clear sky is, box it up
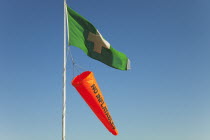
[0,0,210,140]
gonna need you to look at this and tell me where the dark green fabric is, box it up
[67,6,129,70]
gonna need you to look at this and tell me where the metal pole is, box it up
[62,1,67,140]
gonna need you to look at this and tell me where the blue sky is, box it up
[1,0,210,140]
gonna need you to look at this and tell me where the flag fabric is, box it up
[66,5,130,70]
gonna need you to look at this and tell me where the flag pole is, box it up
[62,0,67,140]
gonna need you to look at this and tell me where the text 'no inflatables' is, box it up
[71,71,118,135]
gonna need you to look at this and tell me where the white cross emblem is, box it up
[87,30,110,54]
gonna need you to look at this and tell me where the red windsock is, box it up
[71,71,118,135]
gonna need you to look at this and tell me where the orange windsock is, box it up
[71,71,118,135]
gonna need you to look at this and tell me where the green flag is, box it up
[66,5,130,70]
